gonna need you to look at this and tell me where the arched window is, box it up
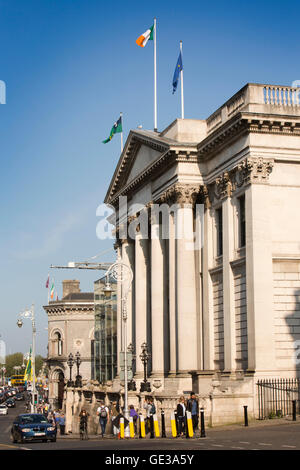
[53,332,63,356]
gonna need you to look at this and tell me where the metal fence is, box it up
[257,378,300,420]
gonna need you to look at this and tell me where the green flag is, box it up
[102,116,122,144]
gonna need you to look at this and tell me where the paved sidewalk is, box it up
[57,416,300,440]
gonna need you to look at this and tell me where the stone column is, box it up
[215,173,236,373]
[245,162,276,372]
[150,209,165,377]
[115,241,122,376]
[202,188,215,371]
[134,229,149,377]
[65,387,74,434]
[174,184,199,374]
[168,211,177,374]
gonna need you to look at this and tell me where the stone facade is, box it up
[66,83,300,431]
[43,280,94,409]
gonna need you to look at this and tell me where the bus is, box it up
[10,375,25,387]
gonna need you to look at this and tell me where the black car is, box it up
[11,414,57,443]
[6,399,15,408]
[15,393,24,401]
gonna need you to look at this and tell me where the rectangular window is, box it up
[238,195,246,247]
[216,207,223,256]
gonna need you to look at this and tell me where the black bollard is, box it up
[139,414,142,439]
[161,410,166,438]
[292,400,297,421]
[150,415,154,439]
[244,405,248,427]
[200,408,206,438]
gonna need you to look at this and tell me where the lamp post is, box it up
[104,260,133,435]
[17,305,36,413]
[75,351,82,388]
[127,343,136,391]
[67,353,74,387]
[139,342,151,393]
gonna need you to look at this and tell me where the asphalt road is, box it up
[1,400,300,452]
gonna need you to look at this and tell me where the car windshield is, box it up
[20,415,48,424]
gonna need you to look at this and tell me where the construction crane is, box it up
[50,260,112,271]
[50,248,114,272]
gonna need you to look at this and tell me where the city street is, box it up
[1,401,300,451]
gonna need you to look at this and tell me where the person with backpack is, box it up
[97,401,109,437]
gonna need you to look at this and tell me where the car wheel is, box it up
[42,439,47,443]
[51,437,56,443]
[18,434,24,444]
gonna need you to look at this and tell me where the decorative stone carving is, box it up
[248,157,274,183]
[233,157,274,189]
[214,171,232,199]
[200,184,212,209]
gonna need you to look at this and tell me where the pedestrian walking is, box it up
[110,401,119,437]
[97,401,109,437]
[59,413,65,435]
[187,392,199,431]
[176,396,186,436]
[144,398,156,435]
[129,405,138,434]
[79,409,89,440]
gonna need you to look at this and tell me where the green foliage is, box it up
[5,353,45,378]
[5,353,24,377]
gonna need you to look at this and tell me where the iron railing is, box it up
[257,378,300,419]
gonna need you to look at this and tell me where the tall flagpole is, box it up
[154,17,157,132]
[180,40,184,119]
[120,112,124,152]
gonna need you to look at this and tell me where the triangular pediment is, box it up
[105,129,170,204]
[125,144,161,185]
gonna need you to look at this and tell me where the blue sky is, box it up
[0,0,299,356]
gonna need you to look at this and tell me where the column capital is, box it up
[233,157,274,187]
[160,183,200,206]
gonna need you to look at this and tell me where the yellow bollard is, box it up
[120,417,125,439]
[153,414,160,437]
[140,415,146,438]
[186,411,194,438]
[171,412,177,438]
[129,417,135,438]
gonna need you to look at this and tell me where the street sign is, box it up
[119,352,133,381]
[119,369,133,381]
[119,352,133,369]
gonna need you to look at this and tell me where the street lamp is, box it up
[75,351,82,388]
[17,305,36,413]
[105,260,133,435]
[140,342,151,393]
[67,353,74,387]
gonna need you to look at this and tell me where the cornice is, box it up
[45,305,94,316]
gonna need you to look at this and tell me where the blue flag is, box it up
[172,51,183,94]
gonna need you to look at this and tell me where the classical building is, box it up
[102,83,300,425]
[44,280,94,408]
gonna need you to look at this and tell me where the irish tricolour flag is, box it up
[136,24,154,47]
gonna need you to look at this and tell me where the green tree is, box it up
[5,353,24,377]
